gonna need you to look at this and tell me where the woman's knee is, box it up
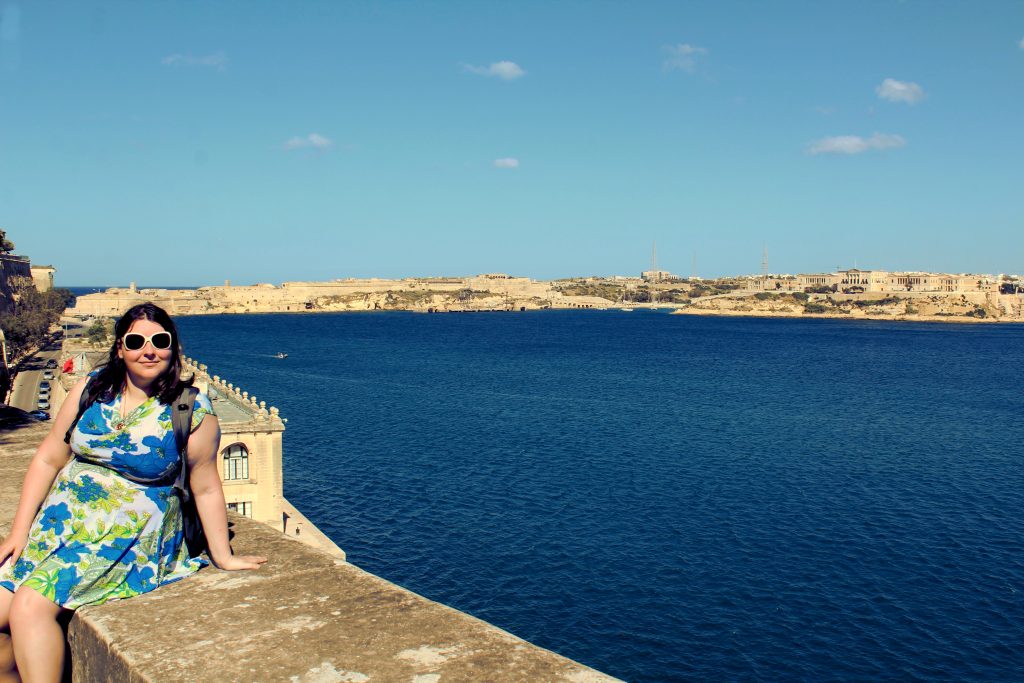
[8,588,60,632]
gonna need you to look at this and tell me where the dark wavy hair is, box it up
[86,302,193,406]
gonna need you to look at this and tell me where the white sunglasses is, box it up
[122,331,173,351]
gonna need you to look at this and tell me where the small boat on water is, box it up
[275,352,288,359]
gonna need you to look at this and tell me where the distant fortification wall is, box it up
[69,276,588,316]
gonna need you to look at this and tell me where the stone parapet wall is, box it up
[0,420,618,682]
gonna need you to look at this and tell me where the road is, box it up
[8,342,61,413]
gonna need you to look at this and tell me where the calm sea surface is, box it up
[174,310,1024,682]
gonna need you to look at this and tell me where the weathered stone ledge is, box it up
[0,420,618,682]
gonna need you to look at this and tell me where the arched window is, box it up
[222,443,249,481]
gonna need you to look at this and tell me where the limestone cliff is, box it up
[71,280,616,317]
[0,255,33,313]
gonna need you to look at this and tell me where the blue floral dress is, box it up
[0,388,215,609]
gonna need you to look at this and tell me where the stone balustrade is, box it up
[183,357,282,429]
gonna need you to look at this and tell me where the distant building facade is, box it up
[30,265,55,292]
[641,270,677,282]
[753,269,999,294]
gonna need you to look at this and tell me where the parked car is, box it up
[43,370,55,379]
[45,359,58,368]
[40,380,51,390]
[29,410,50,420]
[37,399,50,410]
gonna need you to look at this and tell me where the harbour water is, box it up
[173,310,1024,682]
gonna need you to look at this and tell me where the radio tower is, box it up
[761,244,769,278]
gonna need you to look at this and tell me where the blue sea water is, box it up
[175,310,1024,682]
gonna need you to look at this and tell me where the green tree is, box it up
[86,319,109,344]
[0,282,73,361]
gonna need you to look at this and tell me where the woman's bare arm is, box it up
[0,378,86,568]
[187,413,267,570]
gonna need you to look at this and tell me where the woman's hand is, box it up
[0,532,28,569]
[210,553,268,571]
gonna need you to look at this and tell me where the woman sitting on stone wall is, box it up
[0,302,266,682]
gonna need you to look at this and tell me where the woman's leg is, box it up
[0,587,20,683]
[8,587,65,683]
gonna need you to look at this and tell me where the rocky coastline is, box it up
[67,277,1024,324]
[670,290,1023,324]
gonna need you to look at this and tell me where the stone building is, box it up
[836,269,889,292]
[776,269,1001,294]
[753,276,803,291]
[641,270,678,282]
[796,273,841,290]
[885,272,999,293]
[184,359,285,529]
[30,264,55,292]
[183,360,341,556]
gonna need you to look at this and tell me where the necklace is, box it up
[114,402,128,431]
[114,391,134,431]
[114,384,152,431]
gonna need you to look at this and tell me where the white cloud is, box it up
[283,133,334,151]
[808,133,906,155]
[161,51,228,72]
[493,158,519,169]
[876,78,925,104]
[662,43,708,73]
[462,61,525,80]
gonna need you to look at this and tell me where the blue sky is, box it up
[1,1,1022,286]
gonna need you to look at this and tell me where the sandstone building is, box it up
[753,269,1000,294]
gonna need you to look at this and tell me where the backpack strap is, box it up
[172,386,199,492]
[64,376,97,444]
